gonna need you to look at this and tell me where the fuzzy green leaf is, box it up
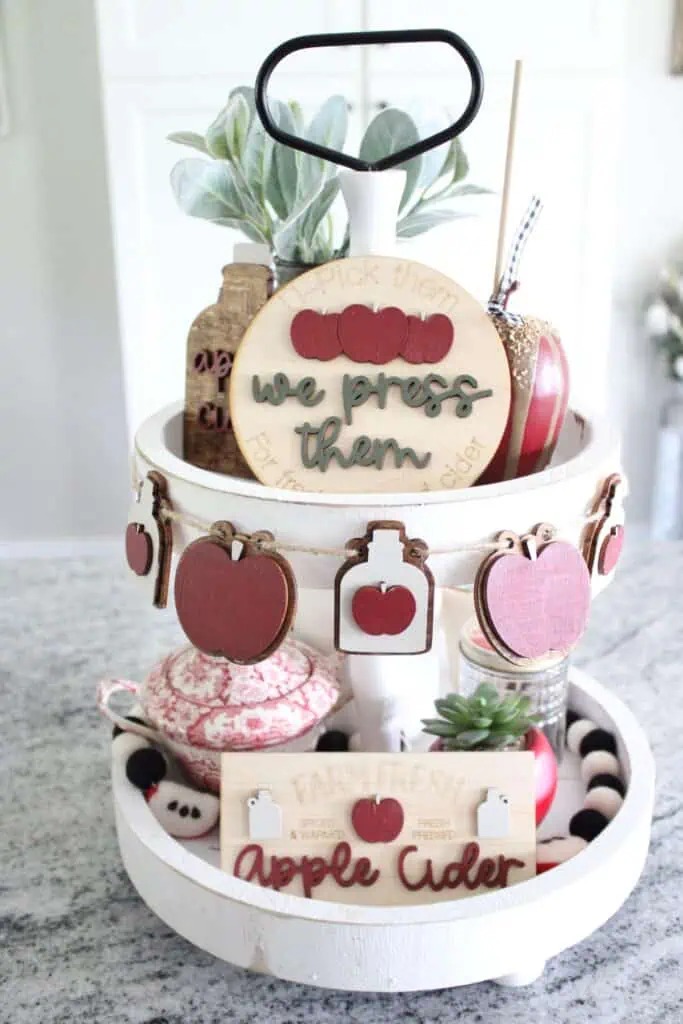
[169,159,268,241]
[167,131,209,154]
[397,208,470,238]
[359,108,421,212]
[268,101,298,218]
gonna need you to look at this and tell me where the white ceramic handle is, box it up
[96,678,160,743]
[338,168,405,257]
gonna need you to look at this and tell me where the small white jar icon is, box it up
[334,521,434,655]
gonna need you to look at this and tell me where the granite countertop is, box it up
[1,544,681,1023]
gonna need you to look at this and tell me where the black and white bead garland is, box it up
[537,711,626,871]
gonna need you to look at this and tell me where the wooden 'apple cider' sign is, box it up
[229,257,512,493]
[184,255,272,477]
[220,752,536,906]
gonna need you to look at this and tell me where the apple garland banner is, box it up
[474,523,592,666]
[335,521,435,655]
[126,471,173,608]
[228,256,513,494]
[174,520,297,664]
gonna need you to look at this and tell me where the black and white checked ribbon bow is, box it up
[488,195,543,325]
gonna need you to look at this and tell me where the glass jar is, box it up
[458,617,569,760]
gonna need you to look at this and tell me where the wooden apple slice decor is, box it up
[474,524,591,665]
[582,473,627,581]
[402,313,454,364]
[126,471,173,608]
[290,309,342,361]
[351,796,405,843]
[337,305,408,364]
[174,521,296,664]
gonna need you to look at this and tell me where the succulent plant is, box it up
[422,684,539,751]
[168,87,489,265]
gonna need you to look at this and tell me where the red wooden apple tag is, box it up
[402,313,454,364]
[125,523,153,576]
[338,304,408,364]
[582,473,626,580]
[475,525,591,664]
[351,584,416,636]
[351,796,404,843]
[174,522,297,664]
[290,309,341,361]
[598,525,624,576]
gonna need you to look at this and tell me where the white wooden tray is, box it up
[112,667,654,992]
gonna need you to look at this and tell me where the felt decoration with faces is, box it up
[126,471,173,608]
[582,473,626,580]
[113,726,220,839]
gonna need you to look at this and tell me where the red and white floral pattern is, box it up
[139,639,342,790]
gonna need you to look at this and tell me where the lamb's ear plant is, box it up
[169,87,490,264]
[422,684,539,751]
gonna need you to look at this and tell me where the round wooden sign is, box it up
[230,256,511,493]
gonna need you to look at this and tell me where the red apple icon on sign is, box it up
[352,797,405,843]
[290,309,342,361]
[338,305,408,364]
[126,523,153,576]
[352,584,416,636]
[402,313,454,364]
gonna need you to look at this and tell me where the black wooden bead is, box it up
[579,728,618,758]
[316,730,350,752]
[586,772,626,797]
[569,808,609,842]
[126,747,166,790]
[112,715,150,739]
[566,710,581,729]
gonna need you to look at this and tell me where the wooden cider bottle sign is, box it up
[184,243,272,477]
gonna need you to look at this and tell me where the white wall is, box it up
[609,0,683,523]
[0,0,128,545]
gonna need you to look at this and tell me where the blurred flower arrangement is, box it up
[645,262,683,381]
[168,86,489,266]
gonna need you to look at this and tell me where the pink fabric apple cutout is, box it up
[482,539,591,660]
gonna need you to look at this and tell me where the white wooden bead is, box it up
[584,786,624,820]
[536,835,588,865]
[580,750,621,783]
[566,718,597,755]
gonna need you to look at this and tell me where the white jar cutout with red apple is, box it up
[335,523,434,655]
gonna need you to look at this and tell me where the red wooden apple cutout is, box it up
[290,309,342,361]
[475,527,591,664]
[402,313,454,364]
[174,523,296,664]
[598,525,624,576]
[351,583,416,636]
[125,523,153,576]
[338,305,407,364]
[351,796,405,843]
[478,317,569,483]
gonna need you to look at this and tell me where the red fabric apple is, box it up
[351,584,416,636]
[477,317,569,483]
[402,313,454,364]
[351,796,405,843]
[126,523,153,576]
[338,305,407,364]
[290,309,342,361]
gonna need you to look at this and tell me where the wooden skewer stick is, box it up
[493,59,524,294]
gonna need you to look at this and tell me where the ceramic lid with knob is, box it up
[141,638,343,751]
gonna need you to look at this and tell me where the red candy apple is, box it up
[126,523,153,576]
[351,796,405,843]
[290,309,342,361]
[478,316,569,483]
[402,313,454,364]
[338,304,407,364]
[351,584,416,636]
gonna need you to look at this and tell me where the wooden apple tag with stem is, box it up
[173,520,297,664]
[474,522,591,665]
[582,473,626,580]
[126,471,172,608]
[335,520,434,655]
